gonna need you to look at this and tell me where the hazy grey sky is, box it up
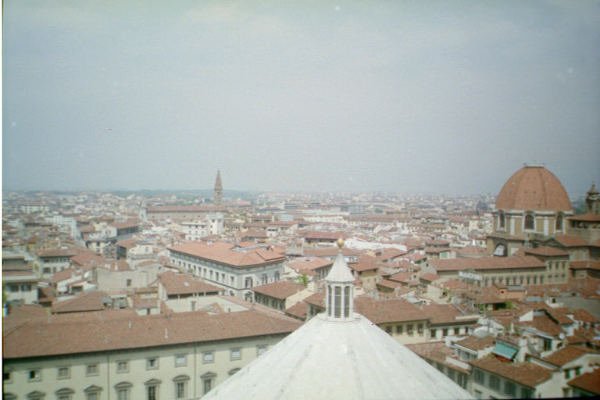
[3,1,600,196]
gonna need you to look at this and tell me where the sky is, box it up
[3,1,600,197]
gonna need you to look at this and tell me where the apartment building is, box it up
[3,308,301,400]
[168,241,285,301]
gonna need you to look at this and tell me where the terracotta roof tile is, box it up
[253,280,305,300]
[351,255,379,272]
[495,165,572,211]
[555,234,588,247]
[158,271,222,296]
[51,291,110,314]
[455,335,495,351]
[568,367,600,394]
[430,256,545,272]
[543,345,595,367]
[4,309,301,359]
[524,246,569,257]
[169,241,285,268]
[470,356,553,388]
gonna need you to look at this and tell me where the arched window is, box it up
[498,211,506,229]
[524,212,535,231]
[556,213,564,231]
[244,291,253,302]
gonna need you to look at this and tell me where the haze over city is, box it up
[3,1,600,195]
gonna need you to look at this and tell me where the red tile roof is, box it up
[430,256,545,272]
[470,357,553,388]
[543,345,595,367]
[4,309,301,359]
[495,165,572,212]
[455,335,495,351]
[568,367,600,394]
[158,271,222,296]
[51,291,110,314]
[253,280,305,300]
[351,255,379,272]
[524,246,569,257]
[354,296,427,324]
[169,241,285,268]
[555,234,588,247]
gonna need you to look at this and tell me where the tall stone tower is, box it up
[213,170,223,205]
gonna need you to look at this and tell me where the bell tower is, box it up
[213,170,223,205]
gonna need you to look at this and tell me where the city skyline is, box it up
[3,1,600,196]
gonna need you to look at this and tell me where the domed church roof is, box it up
[495,165,572,212]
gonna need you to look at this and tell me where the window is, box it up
[27,392,45,400]
[504,380,516,396]
[145,379,161,400]
[430,328,436,338]
[126,279,132,287]
[230,348,241,361]
[4,370,12,383]
[334,286,341,318]
[474,369,485,384]
[146,357,159,370]
[56,388,75,400]
[489,374,500,390]
[564,369,571,379]
[86,364,98,376]
[245,277,253,288]
[343,286,350,318]
[521,387,534,399]
[386,326,392,334]
[417,324,424,335]
[407,324,414,336]
[57,367,70,379]
[173,375,190,400]
[498,211,505,229]
[442,328,448,337]
[261,274,268,285]
[274,271,280,281]
[524,212,535,231]
[175,382,186,399]
[397,325,403,334]
[202,373,216,395]
[175,354,187,367]
[257,345,268,356]
[115,382,132,400]
[203,351,214,364]
[447,368,455,381]
[117,361,129,373]
[556,213,563,231]
[28,369,42,382]
[84,385,102,400]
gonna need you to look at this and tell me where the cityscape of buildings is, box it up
[2,165,600,399]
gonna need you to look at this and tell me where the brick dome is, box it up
[496,165,572,211]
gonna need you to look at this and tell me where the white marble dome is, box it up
[204,250,473,400]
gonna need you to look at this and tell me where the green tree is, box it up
[297,274,309,287]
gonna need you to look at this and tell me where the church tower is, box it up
[213,170,223,205]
